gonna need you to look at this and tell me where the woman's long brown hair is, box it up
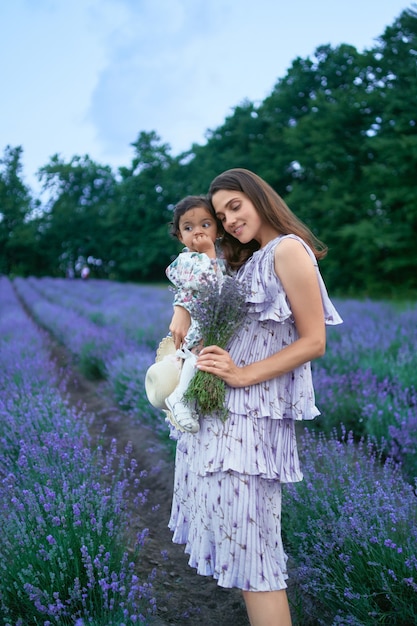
[208,168,327,271]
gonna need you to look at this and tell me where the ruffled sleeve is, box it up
[240,235,343,326]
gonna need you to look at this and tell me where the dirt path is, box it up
[50,341,250,626]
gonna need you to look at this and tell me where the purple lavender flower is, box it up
[0,276,156,622]
[184,276,249,417]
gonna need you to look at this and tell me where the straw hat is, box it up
[145,336,181,409]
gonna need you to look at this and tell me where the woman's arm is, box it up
[196,238,326,387]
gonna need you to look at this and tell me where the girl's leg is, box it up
[165,348,199,433]
[242,589,292,626]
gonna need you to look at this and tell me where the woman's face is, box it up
[177,206,218,251]
[212,190,275,246]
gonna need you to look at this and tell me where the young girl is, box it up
[164,195,227,433]
[168,169,342,626]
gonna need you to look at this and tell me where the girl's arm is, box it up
[167,251,225,349]
[169,305,191,349]
[197,238,326,387]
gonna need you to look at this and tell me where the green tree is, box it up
[359,7,417,293]
[278,44,377,292]
[194,100,263,183]
[2,9,416,295]
[252,14,417,295]
[0,145,37,275]
[107,131,179,280]
[38,154,117,276]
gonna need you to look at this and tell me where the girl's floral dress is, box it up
[166,249,227,350]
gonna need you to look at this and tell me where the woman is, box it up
[168,169,342,626]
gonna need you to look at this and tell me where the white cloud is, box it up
[0,0,410,192]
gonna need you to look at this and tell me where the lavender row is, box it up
[0,277,156,624]
[13,277,172,442]
[13,279,417,478]
[321,298,417,388]
[14,277,154,377]
[22,276,173,349]
[283,428,417,625]
[312,299,417,481]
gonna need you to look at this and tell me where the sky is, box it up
[0,0,412,194]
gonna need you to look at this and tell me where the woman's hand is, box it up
[196,345,246,388]
[169,306,191,349]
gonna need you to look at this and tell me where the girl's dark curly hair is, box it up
[169,195,221,239]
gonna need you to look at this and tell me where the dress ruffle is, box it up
[243,234,343,325]
[223,234,342,421]
[225,320,320,421]
[169,448,289,591]
[177,414,303,482]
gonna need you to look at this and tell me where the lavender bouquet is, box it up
[183,276,248,418]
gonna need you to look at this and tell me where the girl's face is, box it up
[212,190,276,247]
[177,206,218,251]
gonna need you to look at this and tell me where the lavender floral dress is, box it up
[168,235,342,591]
[166,249,227,350]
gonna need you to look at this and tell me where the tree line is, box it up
[1,7,416,297]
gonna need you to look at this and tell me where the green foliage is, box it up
[105,131,181,281]
[38,154,117,277]
[78,341,107,380]
[1,8,417,296]
[0,145,36,275]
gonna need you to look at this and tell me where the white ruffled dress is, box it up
[168,234,342,591]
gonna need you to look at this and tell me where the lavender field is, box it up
[0,277,158,625]
[2,276,417,625]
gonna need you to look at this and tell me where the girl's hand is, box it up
[196,345,246,388]
[169,306,191,349]
[192,234,216,258]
